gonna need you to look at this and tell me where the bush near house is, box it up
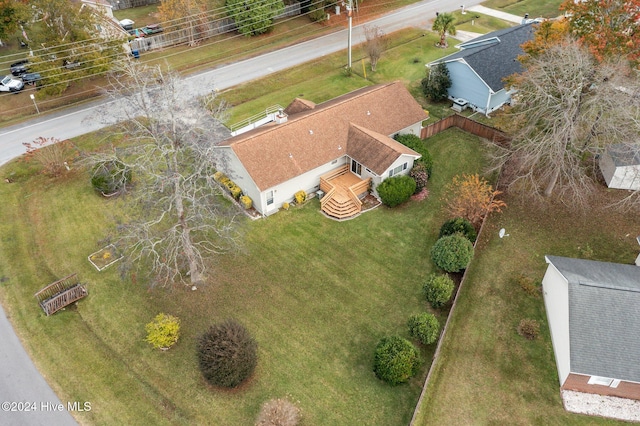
[423,273,455,308]
[373,335,421,385]
[197,319,258,388]
[294,190,306,204]
[409,162,429,194]
[438,217,477,243]
[394,134,433,178]
[240,195,252,209]
[407,313,440,345]
[430,234,474,273]
[378,175,416,207]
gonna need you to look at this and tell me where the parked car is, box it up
[10,59,29,76]
[128,28,145,38]
[0,75,24,92]
[63,60,81,70]
[22,72,41,86]
[119,19,134,31]
[141,24,163,35]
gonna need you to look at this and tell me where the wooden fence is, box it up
[421,114,511,147]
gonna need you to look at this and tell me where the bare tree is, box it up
[493,39,640,210]
[363,25,386,72]
[87,61,240,288]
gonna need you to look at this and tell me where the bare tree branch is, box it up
[86,60,240,288]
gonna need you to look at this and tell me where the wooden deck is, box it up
[320,165,371,219]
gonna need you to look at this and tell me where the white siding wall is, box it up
[215,148,264,213]
[542,259,571,386]
[260,156,349,215]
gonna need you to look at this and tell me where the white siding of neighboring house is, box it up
[542,258,572,386]
[599,152,640,190]
[260,156,349,215]
[445,60,490,112]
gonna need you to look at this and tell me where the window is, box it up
[587,376,613,386]
[266,191,274,205]
[389,162,407,177]
[351,159,362,176]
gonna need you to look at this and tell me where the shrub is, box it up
[517,319,540,340]
[282,202,290,210]
[213,171,226,182]
[438,217,477,243]
[197,319,257,388]
[377,175,416,207]
[515,274,540,297]
[443,174,506,228]
[373,336,420,385]
[22,136,74,177]
[431,234,474,273]
[225,180,242,200]
[91,159,132,195]
[294,190,306,204]
[423,273,455,308]
[407,313,440,345]
[145,313,180,350]
[240,195,252,209]
[256,397,301,426]
[409,162,429,194]
[394,134,433,178]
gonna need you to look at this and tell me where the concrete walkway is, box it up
[467,5,525,24]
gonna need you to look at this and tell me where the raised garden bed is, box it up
[88,244,123,271]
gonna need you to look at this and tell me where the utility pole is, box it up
[347,0,353,69]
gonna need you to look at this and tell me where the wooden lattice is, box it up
[34,273,88,316]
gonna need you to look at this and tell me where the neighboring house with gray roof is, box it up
[599,143,640,190]
[428,23,534,116]
[542,255,640,402]
[214,82,426,217]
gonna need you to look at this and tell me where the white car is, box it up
[0,75,24,92]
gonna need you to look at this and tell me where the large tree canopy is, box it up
[88,62,241,288]
[0,0,30,42]
[225,0,284,36]
[421,62,451,101]
[496,39,640,209]
[561,0,640,64]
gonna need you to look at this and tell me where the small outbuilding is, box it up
[599,143,640,190]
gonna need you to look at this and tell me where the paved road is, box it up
[0,305,77,425]
[0,0,485,166]
[0,1,493,424]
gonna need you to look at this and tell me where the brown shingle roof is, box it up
[220,82,427,190]
[283,98,316,115]
[347,124,420,175]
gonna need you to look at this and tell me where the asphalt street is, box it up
[0,0,485,166]
[0,1,487,424]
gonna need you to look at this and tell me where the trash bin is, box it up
[131,50,140,59]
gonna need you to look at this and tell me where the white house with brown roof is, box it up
[214,82,427,218]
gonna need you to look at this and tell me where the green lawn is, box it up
[481,0,565,18]
[0,126,486,425]
[412,179,640,424]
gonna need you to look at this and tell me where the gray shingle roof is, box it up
[606,143,640,167]
[546,255,640,383]
[434,23,534,92]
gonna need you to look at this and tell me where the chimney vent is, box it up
[275,108,288,124]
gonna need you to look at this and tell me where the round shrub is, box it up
[438,217,477,242]
[377,175,416,207]
[409,162,429,194]
[423,273,455,308]
[145,313,180,350]
[373,336,420,385]
[197,319,257,388]
[90,159,131,195]
[256,397,301,426]
[407,313,440,345]
[430,234,474,273]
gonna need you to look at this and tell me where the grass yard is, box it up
[481,0,565,19]
[412,180,640,424]
[0,127,486,425]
